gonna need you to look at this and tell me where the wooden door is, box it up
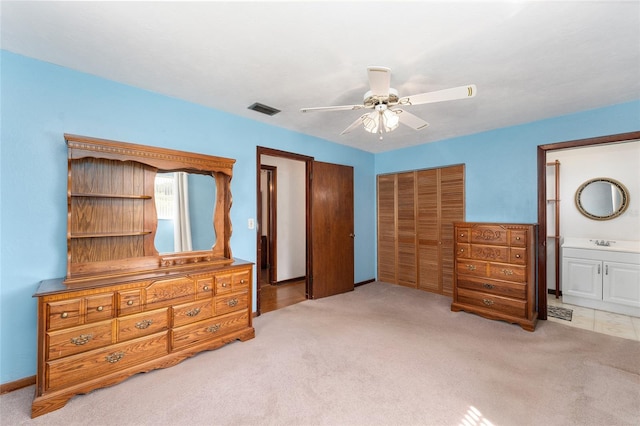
[311,161,354,299]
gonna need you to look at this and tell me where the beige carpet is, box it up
[2,281,639,425]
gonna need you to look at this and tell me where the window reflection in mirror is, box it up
[154,172,216,253]
[575,177,629,220]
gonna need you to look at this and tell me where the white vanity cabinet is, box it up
[562,240,640,317]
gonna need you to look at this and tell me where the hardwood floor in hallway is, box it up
[259,272,306,314]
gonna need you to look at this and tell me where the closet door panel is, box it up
[417,169,440,291]
[377,175,397,283]
[439,165,465,296]
[396,172,417,287]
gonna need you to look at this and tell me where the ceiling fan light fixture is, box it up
[382,109,399,132]
[362,112,379,133]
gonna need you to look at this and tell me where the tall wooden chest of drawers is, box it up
[32,260,254,417]
[451,222,538,331]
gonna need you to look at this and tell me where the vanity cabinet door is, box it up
[562,257,602,300]
[602,261,640,307]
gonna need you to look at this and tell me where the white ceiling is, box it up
[2,1,639,153]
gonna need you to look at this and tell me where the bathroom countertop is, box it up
[562,237,640,253]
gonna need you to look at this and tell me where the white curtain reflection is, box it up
[173,172,193,252]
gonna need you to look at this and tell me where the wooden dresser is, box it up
[32,135,254,417]
[451,222,538,331]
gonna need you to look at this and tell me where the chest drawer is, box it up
[215,292,248,316]
[470,225,508,245]
[172,299,213,327]
[171,310,250,351]
[457,288,526,318]
[47,320,113,361]
[456,277,526,300]
[117,308,169,342]
[510,230,527,247]
[488,263,527,283]
[46,332,169,392]
[470,244,509,263]
[195,276,214,300]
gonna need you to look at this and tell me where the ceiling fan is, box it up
[301,66,476,139]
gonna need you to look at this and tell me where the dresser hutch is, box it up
[32,134,254,417]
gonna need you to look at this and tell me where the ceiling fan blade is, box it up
[367,66,391,97]
[398,84,476,106]
[395,109,430,131]
[300,104,366,113]
[340,113,369,135]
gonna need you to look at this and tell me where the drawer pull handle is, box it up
[460,233,465,237]
[70,334,93,346]
[515,254,521,259]
[466,264,476,271]
[482,299,494,306]
[207,324,221,333]
[61,312,69,319]
[96,306,104,312]
[227,298,239,307]
[105,352,125,364]
[222,283,228,288]
[186,308,201,317]
[135,319,153,329]
[127,300,134,306]
[203,285,210,291]
[501,269,514,276]
[482,283,495,289]
[516,236,521,240]
[240,279,245,284]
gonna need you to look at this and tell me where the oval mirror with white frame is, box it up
[575,177,630,220]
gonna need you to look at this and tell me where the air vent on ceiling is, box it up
[248,102,281,116]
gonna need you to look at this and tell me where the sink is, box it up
[562,237,640,253]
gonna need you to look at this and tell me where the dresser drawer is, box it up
[457,288,526,318]
[470,225,508,245]
[117,289,143,316]
[47,320,113,361]
[215,292,248,316]
[172,299,213,327]
[117,308,169,342]
[215,269,251,294]
[488,263,527,283]
[171,310,250,351]
[470,244,509,263]
[47,299,82,331]
[456,277,526,300]
[146,277,195,309]
[85,293,114,323]
[195,276,214,300]
[46,332,169,391]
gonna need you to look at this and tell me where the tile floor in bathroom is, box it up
[547,295,640,341]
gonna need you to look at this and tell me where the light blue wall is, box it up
[376,101,640,223]
[0,51,376,383]
[1,50,638,384]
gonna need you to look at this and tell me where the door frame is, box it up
[256,146,313,315]
[536,130,640,320]
[260,165,277,284]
